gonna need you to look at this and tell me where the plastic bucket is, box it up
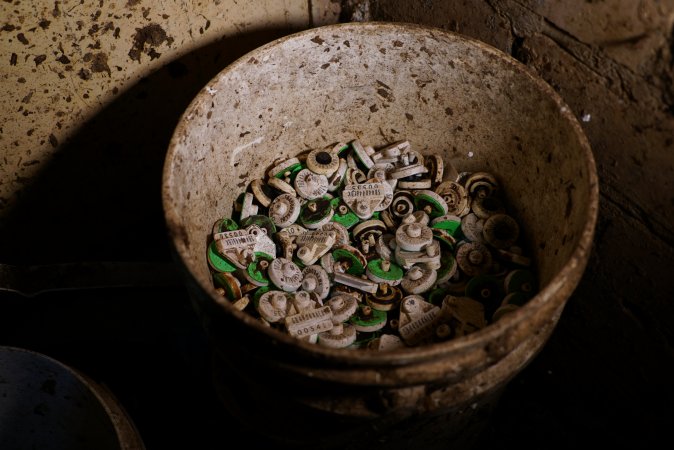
[162,22,598,449]
[0,346,144,450]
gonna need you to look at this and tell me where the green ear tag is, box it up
[253,286,272,308]
[366,259,403,283]
[212,272,242,300]
[240,215,277,236]
[213,218,239,234]
[208,241,237,273]
[330,197,360,229]
[349,304,387,332]
[427,287,449,305]
[465,275,503,316]
[431,216,462,236]
[245,257,271,287]
[332,248,365,276]
[504,269,537,299]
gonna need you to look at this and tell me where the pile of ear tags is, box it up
[207,140,537,351]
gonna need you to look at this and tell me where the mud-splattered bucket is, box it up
[0,346,145,450]
[162,22,598,449]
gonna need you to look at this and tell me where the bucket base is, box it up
[210,349,502,450]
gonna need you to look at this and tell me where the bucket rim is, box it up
[162,21,599,366]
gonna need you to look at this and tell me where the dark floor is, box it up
[1,264,671,450]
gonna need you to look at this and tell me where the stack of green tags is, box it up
[207,139,537,351]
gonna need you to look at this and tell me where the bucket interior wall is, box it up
[165,23,593,301]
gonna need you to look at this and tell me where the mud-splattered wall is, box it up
[0,0,339,263]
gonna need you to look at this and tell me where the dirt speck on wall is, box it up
[0,0,315,261]
[128,24,173,62]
